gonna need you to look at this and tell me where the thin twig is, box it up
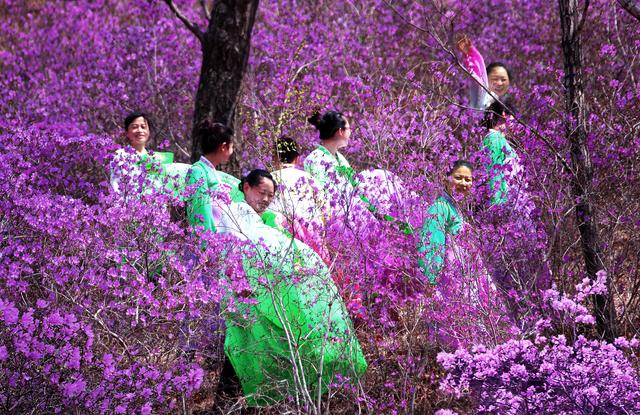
[162,0,205,43]
[199,0,211,20]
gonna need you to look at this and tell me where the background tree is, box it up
[163,0,259,162]
[558,0,617,340]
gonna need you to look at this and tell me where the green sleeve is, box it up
[336,153,360,188]
[261,210,296,241]
[186,164,217,233]
[417,199,451,285]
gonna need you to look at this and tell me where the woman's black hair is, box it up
[481,96,516,130]
[196,120,234,155]
[238,169,277,193]
[124,111,152,131]
[486,62,513,82]
[447,160,474,176]
[307,110,347,140]
[276,136,299,164]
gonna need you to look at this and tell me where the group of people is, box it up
[109,38,526,407]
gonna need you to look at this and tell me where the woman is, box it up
[481,97,521,206]
[418,161,507,347]
[457,35,518,113]
[304,111,359,215]
[217,169,280,241]
[480,100,552,304]
[304,111,407,229]
[270,136,328,258]
[418,160,474,285]
[110,111,155,193]
[185,120,234,233]
[271,136,325,227]
[219,169,367,407]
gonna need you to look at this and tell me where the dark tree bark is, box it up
[558,0,617,340]
[617,0,640,21]
[163,0,259,162]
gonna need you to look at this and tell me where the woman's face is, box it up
[448,166,473,197]
[220,142,234,163]
[244,178,275,215]
[488,66,510,97]
[336,119,352,147]
[125,116,150,152]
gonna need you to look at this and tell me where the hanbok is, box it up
[418,194,507,347]
[110,148,166,194]
[270,166,326,249]
[358,169,404,215]
[481,130,551,296]
[303,146,406,227]
[483,130,522,206]
[186,157,225,232]
[303,145,360,217]
[218,201,367,406]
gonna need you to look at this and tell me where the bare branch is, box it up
[617,0,640,21]
[381,0,576,177]
[162,0,204,43]
[574,0,591,40]
[199,0,211,20]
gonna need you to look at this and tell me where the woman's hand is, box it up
[456,34,472,55]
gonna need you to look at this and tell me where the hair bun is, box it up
[197,119,214,130]
[307,112,323,129]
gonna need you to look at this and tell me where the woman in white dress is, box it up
[270,136,328,258]
[271,136,325,226]
[303,111,360,217]
[110,111,154,193]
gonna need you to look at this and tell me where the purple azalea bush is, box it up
[438,272,640,414]
[0,124,251,412]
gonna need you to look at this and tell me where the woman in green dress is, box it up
[219,169,367,408]
[418,161,510,347]
[418,160,474,285]
[480,97,521,206]
[479,98,551,303]
[304,111,358,217]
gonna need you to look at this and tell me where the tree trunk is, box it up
[189,0,259,163]
[558,0,616,340]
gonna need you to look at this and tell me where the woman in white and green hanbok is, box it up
[304,111,358,217]
[219,169,367,407]
[480,99,523,207]
[110,111,164,193]
[110,111,192,197]
[304,112,410,234]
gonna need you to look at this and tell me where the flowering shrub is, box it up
[0,125,253,412]
[438,272,640,414]
[1,0,640,413]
